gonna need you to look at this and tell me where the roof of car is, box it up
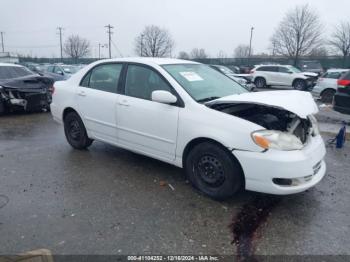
[96,57,198,66]
[326,68,349,72]
[0,63,23,67]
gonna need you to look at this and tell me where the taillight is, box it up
[337,79,350,88]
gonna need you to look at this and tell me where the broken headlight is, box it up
[309,115,320,136]
[252,130,304,151]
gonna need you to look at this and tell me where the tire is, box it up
[185,142,244,200]
[321,89,336,104]
[293,79,306,90]
[64,111,93,150]
[254,77,266,88]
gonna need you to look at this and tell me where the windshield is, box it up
[62,65,79,74]
[287,66,301,73]
[216,65,234,75]
[162,64,247,102]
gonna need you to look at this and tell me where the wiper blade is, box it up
[197,96,220,103]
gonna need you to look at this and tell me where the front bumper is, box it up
[311,85,323,99]
[233,135,326,195]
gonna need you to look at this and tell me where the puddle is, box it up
[230,195,281,261]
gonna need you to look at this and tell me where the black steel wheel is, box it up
[185,142,244,200]
[64,111,93,150]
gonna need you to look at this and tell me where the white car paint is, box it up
[252,65,317,87]
[51,57,326,195]
[312,69,349,99]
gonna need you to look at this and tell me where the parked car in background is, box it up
[334,71,350,115]
[51,58,326,200]
[0,63,54,114]
[210,64,255,91]
[24,63,65,82]
[251,64,318,90]
[46,64,80,79]
[311,69,349,103]
[298,60,323,75]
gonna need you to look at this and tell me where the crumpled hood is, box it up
[206,90,318,119]
[301,72,318,77]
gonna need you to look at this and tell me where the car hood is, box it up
[206,90,318,119]
[301,72,318,77]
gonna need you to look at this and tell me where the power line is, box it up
[1,32,4,52]
[57,27,64,62]
[111,39,123,57]
[105,24,114,58]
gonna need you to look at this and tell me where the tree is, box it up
[135,25,174,57]
[270,4,322,65]
[217,50,228,63]
[309,46,329,57]
[329,21,350,61]
[178,51,190,60]
[63,35,90,63]
[234,44,251,58]
[190,48,208,59]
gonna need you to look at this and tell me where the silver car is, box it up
[311,69,349,103]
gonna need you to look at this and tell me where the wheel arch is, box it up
[63,107,79,121]
[292,78,306,86]
[182,137,245,186]
[320,87,336,97]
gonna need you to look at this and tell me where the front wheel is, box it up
[64,111,93,150]
[185,142,244,200]
[293,79,306,90]
[254,77,266,88]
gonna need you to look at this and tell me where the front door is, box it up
[77,63,123,143]
[116,64,180,161]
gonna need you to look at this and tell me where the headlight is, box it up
[309,115,320,136]
[252,130,303,151]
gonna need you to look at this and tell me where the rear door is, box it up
[277,66,294,85]
[76,63,123,143]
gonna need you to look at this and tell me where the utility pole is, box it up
[0,32,4,53]
[57,27,64,62]
[105,24,114,58]
[249,26,254,57]
[140,34,144,57]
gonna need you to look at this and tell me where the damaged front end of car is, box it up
[0,76,53,114]
[206,91,320,152]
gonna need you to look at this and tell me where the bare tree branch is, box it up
[134,25,174,57]
[63,35,90,63]
[329,21,350,59]
[234,45,251,58]
[190,48,208,59]
[270,4,322,65]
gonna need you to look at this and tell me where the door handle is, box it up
[118,100,130,107]
[78,91,86,97]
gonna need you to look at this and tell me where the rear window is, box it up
[0,66,33,80]
[323,71,347,79]
[340,71,350,80]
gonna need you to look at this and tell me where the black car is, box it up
[334,71,350,115]
[0,63,54,115]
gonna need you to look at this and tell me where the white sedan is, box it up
[51,58,326,200]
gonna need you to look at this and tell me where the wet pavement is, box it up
[0,112,349,256]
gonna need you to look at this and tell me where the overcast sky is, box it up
[1,0,349,58]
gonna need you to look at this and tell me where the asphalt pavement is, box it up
[0,112,349,258]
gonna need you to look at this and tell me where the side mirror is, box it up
[151,90,177,104]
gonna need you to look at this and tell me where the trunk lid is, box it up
[206,90,318,119]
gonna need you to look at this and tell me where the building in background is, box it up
[0,52,19,63]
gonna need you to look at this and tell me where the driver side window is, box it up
[125,65,172,100]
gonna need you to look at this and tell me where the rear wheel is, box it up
[293,79,306,90]
[254,77,266,88]
[64,111,93,150]
[321,89,336,104]
[185,142,243,200]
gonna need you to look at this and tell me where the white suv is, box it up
[251,65,318,90]
[51,58,326,200]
